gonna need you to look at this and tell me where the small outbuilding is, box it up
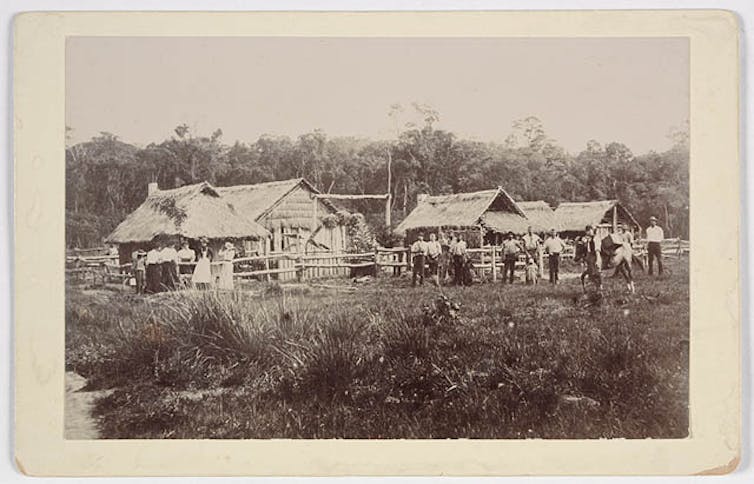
[395,187,528,247]
[553,200,641,239]
[106,181,270,266]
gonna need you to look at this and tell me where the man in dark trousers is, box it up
[131,249,147,294]
[543,228,565,284]
[645,216,664,276]
[583,225,603,292]
[522,225,542,275]
[411,233,428,286]
[501,231,521,284]
[449,233,468,286]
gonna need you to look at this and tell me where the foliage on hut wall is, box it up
[345,212,376,253]
[149,197,187,225]
[322,214,339,229]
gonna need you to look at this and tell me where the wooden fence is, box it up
[66,251,128,285]
[65,238,689,287]
[230,247,409,282]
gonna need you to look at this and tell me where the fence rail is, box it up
[66,238,689,287]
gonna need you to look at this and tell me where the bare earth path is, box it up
[64,371,111,439]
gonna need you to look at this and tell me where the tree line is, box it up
[65,112,689,248]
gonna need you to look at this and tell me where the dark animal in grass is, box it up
[575,235,638,294]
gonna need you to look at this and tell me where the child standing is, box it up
[525,256,539,285]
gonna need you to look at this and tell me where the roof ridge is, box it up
[146,181,217,200]
[217,178,303,191]
[557,199,617,206]
[426,188,498,201]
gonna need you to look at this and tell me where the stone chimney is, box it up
[417,193,429,204]
[147,182,159,196]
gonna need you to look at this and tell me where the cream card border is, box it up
[13,10,740,476]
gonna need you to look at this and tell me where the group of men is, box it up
[409,225,567,287]
[500,226,566,285]
[410,232,470,287]
[409,215,666,289]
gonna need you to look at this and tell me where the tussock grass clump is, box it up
[68,258,689,439]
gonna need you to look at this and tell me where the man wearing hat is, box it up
[646,216,664,276]
[131,248,147,294]
[582,225,603,291]
[501,231,521,284]
[411,232,428,286]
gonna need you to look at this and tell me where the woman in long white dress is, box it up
[192,238,213,289]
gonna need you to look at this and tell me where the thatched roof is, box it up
[107,182,270,244]
[218,178,338,229]
[395,187,527,234]
[479,211,530,234]
[553,200,641,233]
[517,200,559,233]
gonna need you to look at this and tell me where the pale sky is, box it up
[66,37,688,154]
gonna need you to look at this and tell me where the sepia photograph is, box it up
[10,7,745,476]
[62,35,692,440]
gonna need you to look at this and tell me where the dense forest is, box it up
[65,110,689,248]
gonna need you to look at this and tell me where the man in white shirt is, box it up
[449,233,468,286]
[501,232,521,284]
[411,233,428,286]
[645,216,664,276]
[426,233,443,286]
[543,228,565,284]
[522,226,542,271]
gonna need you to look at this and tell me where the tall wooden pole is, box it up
[386,146,392,227]
[312,197,318,233]
[385,195,392,227]
[386,147,392,197]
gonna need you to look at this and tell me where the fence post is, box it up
[264,255,271,283]
[491,245,497,282]
[373,247,379,277]
[296,253,304,282]
[296,232,305,282]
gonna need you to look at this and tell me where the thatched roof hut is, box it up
[516,200,558,233]
[553,200,641,237]
[107,182,270,245]
[218,178,345,254]
[395,187,528,246]
[218,178,338,231]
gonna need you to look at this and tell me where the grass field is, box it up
[66,257,689,439]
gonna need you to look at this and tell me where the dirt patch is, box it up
[65,372,112,439]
